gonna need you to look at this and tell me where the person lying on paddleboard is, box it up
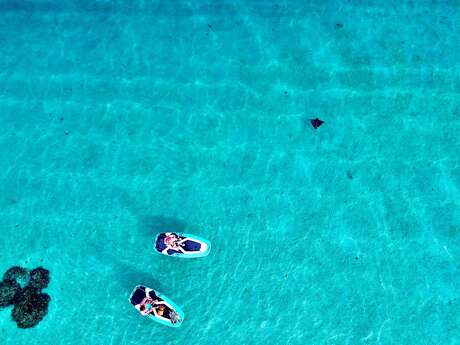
[131,286,182,324]
[155,232,211,258]
[139,296,180,323]
[161,233,187,254]
[139,297,166,316]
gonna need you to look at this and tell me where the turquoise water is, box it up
[1,0,459,344]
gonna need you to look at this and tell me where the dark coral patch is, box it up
[11,287,50,329]
[1,266,51,329]
[310,118,324,129]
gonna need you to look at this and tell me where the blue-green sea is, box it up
[1,1,459,344]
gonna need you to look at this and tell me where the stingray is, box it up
[310,118,324,129]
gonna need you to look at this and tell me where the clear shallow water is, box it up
[0,1,459,344]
